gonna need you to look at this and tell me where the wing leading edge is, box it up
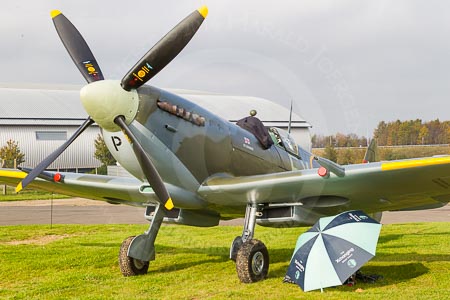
[0,169,154,206]
[0,169,208,209]
[199,156,450,214]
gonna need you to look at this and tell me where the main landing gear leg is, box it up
[230,203,269,283]
[118,204,166,276]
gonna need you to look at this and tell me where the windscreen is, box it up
[269,127,299,156]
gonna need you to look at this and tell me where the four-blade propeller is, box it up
[16,6,209,211]
[121,6,208,91]
[51,10,104,83]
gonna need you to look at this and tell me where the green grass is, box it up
[0,186,69,201]
[0,223,449,299]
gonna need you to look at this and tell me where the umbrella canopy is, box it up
[285,210,382,292]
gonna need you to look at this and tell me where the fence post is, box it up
[0,159,5,195]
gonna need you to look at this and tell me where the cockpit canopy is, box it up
[269,127,299,156]
[236,115,274,149]
[235,113,299,156]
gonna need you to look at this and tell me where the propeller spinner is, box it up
[16,7,209,211]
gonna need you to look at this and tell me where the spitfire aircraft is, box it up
[1,6,450,283]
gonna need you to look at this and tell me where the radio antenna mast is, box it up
[287,99,293,134]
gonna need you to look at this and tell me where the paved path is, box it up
[0,198,147,225]
[0,198,448,226]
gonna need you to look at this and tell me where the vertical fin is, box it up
[363,139,378,163]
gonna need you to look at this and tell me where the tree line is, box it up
[374,119,449,146]
[312,119,449,148]
[314,144,450,165]
[312,133,368,148]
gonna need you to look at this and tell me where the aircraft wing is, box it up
[199,156,450,214]
[0,169,156,206]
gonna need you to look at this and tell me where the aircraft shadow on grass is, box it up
[352,263,428,288]
[374,252,450,263]
[79,236,450,265]
[77,241,438,285]
[79,242,124,248]
[78,242,295,274]
[269,263,429,289]
[146,246,298,275]
[150,257,228,274]
[378,232,450,245]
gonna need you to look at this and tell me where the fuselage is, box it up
[103,84,307,194]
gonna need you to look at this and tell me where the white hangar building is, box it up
[0,84,311,171]
[0,84,101,171]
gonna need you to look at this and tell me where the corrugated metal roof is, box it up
[0,85,85,120]
[175,90,310,127]
[0,119,89,126]
[0,84,311,127]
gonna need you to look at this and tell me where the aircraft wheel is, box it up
[235,239,269,283]
[118,236,149,276]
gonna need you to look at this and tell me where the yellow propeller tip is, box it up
[51,10,62,18]
[197,5,208,18]
[164,198,174,210]
[15,182,23,193]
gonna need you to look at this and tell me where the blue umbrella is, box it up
[285,210,382,292]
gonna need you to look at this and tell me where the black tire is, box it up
[118,236,149,276]
[235,239,269,283]
[230,236,243,262]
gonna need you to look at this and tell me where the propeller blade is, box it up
[114,116,174,210]
[51,10,104,83]
[121,6,208,91]
[16,118,94,192]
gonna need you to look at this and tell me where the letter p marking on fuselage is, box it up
[112,136,122,151]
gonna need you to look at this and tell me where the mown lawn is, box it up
[0,223,449,299]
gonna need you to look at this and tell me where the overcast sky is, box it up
[2,1,449,136]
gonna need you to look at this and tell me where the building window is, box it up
[36,131,67,141]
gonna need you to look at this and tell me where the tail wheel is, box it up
[235,239,269,283]
[118,236,149,276]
